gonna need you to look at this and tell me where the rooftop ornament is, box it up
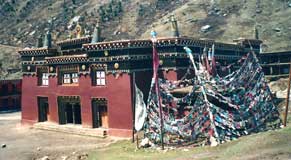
[91,21,102,43]
[75,22,83,39]
[170,14,179,37]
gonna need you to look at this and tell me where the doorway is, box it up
[38,97,49,122]
[92,98,108,128]
[58,96,82,125]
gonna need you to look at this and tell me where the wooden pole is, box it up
[131,72,136,142]
[155,76,164,150]
[284,63,291,127]
[136,134,139,149]
[151,31,164,150]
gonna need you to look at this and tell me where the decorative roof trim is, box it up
[106,66,189,74]
[260,51,291,55]
[233,38,263,46]
[22,72,37,76]
[45,54,88,64]
[22,60,47,65]
[83,37,245,52]
[56,36,92,46]
[18,48,57,56]
[0,79,22,84]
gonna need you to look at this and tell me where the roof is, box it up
[83,37,245,52]
[233,38,263,46]
[0,79,22,84]
[45,54,88,64]
[56,36,92,47]
[18,48,57,56]
[260,51,291,56]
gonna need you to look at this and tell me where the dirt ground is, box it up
[1,112,291,160]
[0,112,114,160]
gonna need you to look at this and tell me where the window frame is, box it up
[41,73,49,86]
[63,73,71,84]
[62,72,79,85]
[71,73,79,84]
[96,71,106,86]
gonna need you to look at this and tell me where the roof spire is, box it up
[91,21,102,43]
[254,25,259,40]
[36,35,43,48]
[75,22,83,38]
[43,16,53,48]
[43,30,52,48]
[170,14,180,37]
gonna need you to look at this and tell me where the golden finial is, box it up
[75,22,83,38]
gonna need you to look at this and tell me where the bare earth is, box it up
[1,111,291,160]
[0,112,114,160]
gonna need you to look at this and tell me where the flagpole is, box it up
[156,69,164,150]
[151,30,164,150]
[284,62,291,127]
[132,71,136,143]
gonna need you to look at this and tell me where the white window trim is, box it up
[96,71,106,86]
[72,73,79,83]
[42,73,49,86]
[63,73,79,84]
[63,73,71,84]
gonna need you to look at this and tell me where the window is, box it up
[37,67,49,86]
[63,74,71,84]
[42,73,49,86]
[63,73,78,84]
[96,71,106,86]
[72,73,79,83]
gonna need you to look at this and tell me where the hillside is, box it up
[0,44,21,80]
[0,0,291,52]
[0,0,291,79]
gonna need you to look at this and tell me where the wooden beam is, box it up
[284,63,291,126]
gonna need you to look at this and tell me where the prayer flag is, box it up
[134,84,147,131]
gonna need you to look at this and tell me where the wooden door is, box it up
[100,106,108,128]
[38,97,48,122]
[73,103,82,124]
[58,98,66,125]
[65,103,73,123]
[92,99,108,128]
[101,112,108,128]
[92,101,101,128]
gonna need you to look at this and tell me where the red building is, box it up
[0,79,22,111]
[19,24,262,137]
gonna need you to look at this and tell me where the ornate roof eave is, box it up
[83,37,244,52]
[56,36,92,47]
[233,38,263,46]
[45,54,89,64]
[21,60,47,65]
[61,48,87,55]
[260,51,291,56]
[0,79,22,84]
[106,66,190,74]
[22,72,37,76]
[18,48,57,56]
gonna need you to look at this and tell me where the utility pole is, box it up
[284,62,291,126]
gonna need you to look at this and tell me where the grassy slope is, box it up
[88,118,291,160]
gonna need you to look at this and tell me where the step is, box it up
[33,122,108,138]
